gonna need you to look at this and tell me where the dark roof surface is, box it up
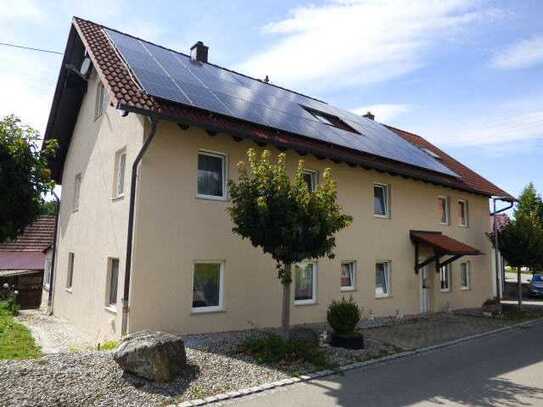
[0,252,46,271]
[0,216,55,253]
[44,17,513,199]
[410,231,482,256]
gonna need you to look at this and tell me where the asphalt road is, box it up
[225,321,543,407]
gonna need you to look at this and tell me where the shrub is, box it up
[98,340,119,351]
[240,334,331,369]
[327,297,361,336]
[0,283,19,316]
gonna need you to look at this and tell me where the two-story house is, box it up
[43,18,514,341]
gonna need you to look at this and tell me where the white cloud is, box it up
[351,103,411,122]
[0,0,43,22]
[238,0,493,91]
[491,36,543,70]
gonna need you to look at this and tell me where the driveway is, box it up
[225,321,543,406]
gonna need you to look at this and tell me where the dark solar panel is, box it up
[105,29,457,177]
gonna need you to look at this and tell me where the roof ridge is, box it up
[72,16,326,104]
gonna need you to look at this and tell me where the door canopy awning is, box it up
[410,230,482,274]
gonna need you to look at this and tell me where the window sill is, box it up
[457,224,469,228]
[196,195,229,202]
[375,294,391,299]
[65,288,72,293]
[43,285,50,292]
[439,222,450,226]
[105,306,117,314]
[440,289,451,293]
[374,214,390,219]
[294,300,317,306]
[191,307,225,315]
[460,287,471,291]
[111,194,124,202]
[72,208,79,213]
[340,287,356,292]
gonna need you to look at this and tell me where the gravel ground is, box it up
[0,325,397,406]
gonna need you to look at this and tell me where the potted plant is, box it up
[327,297,364,349]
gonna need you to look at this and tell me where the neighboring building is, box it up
[43,18,514,341]
[0,216,56,309]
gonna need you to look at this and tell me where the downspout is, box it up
[490,196,515,301]
[46,191,61,315]
[121,117,159,336]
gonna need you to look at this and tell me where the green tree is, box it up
[516,183,543,226]
[228,149,352,337]
[39,200,58,216]
[0,115,57,243]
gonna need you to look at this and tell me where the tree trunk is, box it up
[280,263,292,340]
[517,266,523,310]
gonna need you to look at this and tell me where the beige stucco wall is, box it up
[129,122,494,335]
[51,70,144,342]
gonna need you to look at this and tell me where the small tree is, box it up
[228,149,352,337]
[0,115,57,243]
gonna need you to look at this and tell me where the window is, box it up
[374,184,390,217]
[375,262,391,297]
[440,264,451,292]
[192,262,224,312]
[95,82,109,119]
[66,252,74,290]
[106,258,119,308]
[113,149,127,198]
[460,262,471,290]
[73,173,82,211]
[303,170,318,192]
[438,196,450,225]
[458,200,469,226]
[44,257,52,289]
[197,151,226,199]
[340,261,356,291]
[294,262,317,304]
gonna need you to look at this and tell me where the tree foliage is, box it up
[0,115,57,243]
[228,149,352,283]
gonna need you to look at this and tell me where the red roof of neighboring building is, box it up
[44,17,513,201]
[0,216,55,271]
[410,230,482,255]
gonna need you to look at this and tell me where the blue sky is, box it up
[1,0,542,199]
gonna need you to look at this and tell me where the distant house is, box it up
[43,18,514,341]
[0,216,56,309]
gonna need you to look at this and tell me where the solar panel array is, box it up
[105,29,457,177]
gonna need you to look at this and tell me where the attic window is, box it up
[303,107,359,134]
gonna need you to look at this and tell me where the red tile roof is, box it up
[387,126,514,200]
[45,17,512,199]
[410,231,482,255]
[0,216,56,253]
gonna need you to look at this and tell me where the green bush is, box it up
[327,297,361,336]
[0,299,19,316]
[240,334,330,369]
[98,340,119,351]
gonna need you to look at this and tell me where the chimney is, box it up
[363,111,375,120]
[190,41,208,63]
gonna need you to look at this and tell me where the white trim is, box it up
[113,148,127,199]
[375,261,391,298]
[196,150,228,201]
[105,257,120,309]
[440,263,452,292]
[191,260,225,313]
[340,260,356,291]
[457,199,469,227]
[438,195,450,225]
[460,261,471,290]
[294,261,318,305]
[373,183,390,218]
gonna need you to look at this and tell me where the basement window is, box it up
[303,107,359,134]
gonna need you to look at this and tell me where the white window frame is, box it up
[113,148,127,199]
[294,261,318,305]
[95,81,109,119]
[373,183,390,218]
[302,170,319,192]
[458,199,469,227]
[66,252,75,291]
[460,261,471,290]
[375,261,391,298]
[340,261,357,291]
[440,264,452,292]
[105,257,120,310]
[73,173,82,212]
[438,195,450,225]
[191,260,225,313]
[196,150,228,201]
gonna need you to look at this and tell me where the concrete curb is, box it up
[173,318,543,406]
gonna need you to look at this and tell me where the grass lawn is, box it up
[0,304,41,360]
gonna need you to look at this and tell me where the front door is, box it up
[420,265,431,313]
